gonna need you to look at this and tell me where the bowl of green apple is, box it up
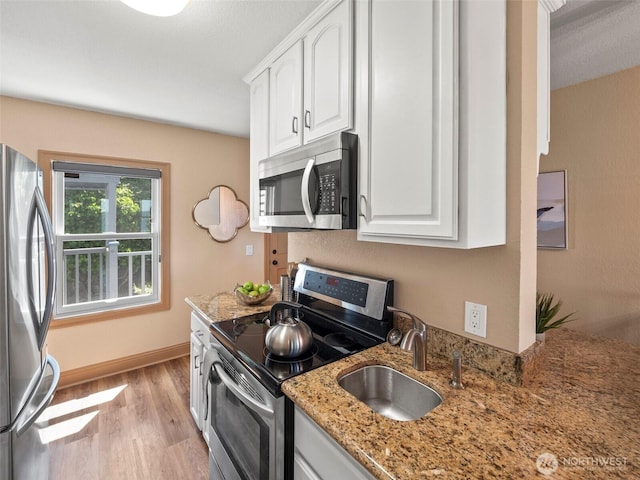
[234,281,273,306]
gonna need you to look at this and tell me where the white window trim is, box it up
[52,166,162,318]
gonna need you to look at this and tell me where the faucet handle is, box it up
[387,306,428,331]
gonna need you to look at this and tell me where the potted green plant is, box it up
[536,292,576,342]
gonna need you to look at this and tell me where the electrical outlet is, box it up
[464,301,487,338]
[245,244,254,256]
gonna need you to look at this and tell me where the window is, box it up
[39,151,170,321]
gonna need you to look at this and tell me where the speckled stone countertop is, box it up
[283,329,640,479]
[185,287,280,323]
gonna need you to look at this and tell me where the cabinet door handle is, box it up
[304,110,311,128]
[292,116,299,134]
[359,195,368,220]
[272,260,278,265]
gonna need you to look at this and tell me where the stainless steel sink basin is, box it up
[337,365,442,421]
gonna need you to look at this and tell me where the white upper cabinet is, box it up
[269,42,304,156]
[249,69,271,232]
[303,0,353,143]
[245,0,354,232]
[250,70,270,163]
[356,0,507,248]
[257,0,352,158]
[537,0,566,172]
[357,0,458,241]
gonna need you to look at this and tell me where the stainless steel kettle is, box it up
[266,301,313,358]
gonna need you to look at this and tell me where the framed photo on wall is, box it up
[537,170,567,249]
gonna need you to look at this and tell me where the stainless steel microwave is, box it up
[258,132,357,230]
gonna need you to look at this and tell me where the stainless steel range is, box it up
[204,263,394,480]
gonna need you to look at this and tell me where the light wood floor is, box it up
[47,356,208,480]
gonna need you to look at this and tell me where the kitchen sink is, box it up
[337,365,442,421]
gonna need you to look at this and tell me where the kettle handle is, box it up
[269,301,304,324]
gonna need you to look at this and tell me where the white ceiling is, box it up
[0,0,638,137]
[0,0,321,137]
[550,0,640,90]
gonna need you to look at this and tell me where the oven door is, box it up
[206,345,284,480]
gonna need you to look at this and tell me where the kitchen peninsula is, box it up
[187,289,638,479]
[283,329,639,479]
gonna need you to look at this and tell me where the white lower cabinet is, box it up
[294,406,375,480]
[189,330,204,429]
[189,311,210,443]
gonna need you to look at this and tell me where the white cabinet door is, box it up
[294,406,375,480]
[269,41,303,156]
[303,0,353,143]
[357,0,458,241]
[294,455,321,480]
[200,342,211,447]
[189,331,204,430]
[249,69,271,232]
[356,0,506,248]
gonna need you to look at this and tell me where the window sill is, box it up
[50,297,170,328]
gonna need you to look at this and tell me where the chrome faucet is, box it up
[387,306,428,371]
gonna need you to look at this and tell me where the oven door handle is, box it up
[211,354,274,418]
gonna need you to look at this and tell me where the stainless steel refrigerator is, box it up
[0,145,60,480]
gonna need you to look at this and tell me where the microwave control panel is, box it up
[317,161,341,214]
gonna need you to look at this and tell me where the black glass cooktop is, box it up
[209,306,382,395]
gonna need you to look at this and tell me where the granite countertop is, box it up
[282,329,640,479]
[186,287,280,324]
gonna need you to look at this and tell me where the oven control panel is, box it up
[302,270,368,307]
[294,263,394,321]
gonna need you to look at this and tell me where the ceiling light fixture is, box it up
[120,0,190,17]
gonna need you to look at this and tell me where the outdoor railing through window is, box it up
[62,244,153,306]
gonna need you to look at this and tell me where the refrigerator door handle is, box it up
[15,355,60,437]
[26,186,56,351]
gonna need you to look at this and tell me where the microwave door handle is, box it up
[301,158,315,224]
[211,355,274,418]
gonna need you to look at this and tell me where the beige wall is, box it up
[0,96,266,370]
[289,0,539,354]
[538,65,640,345]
